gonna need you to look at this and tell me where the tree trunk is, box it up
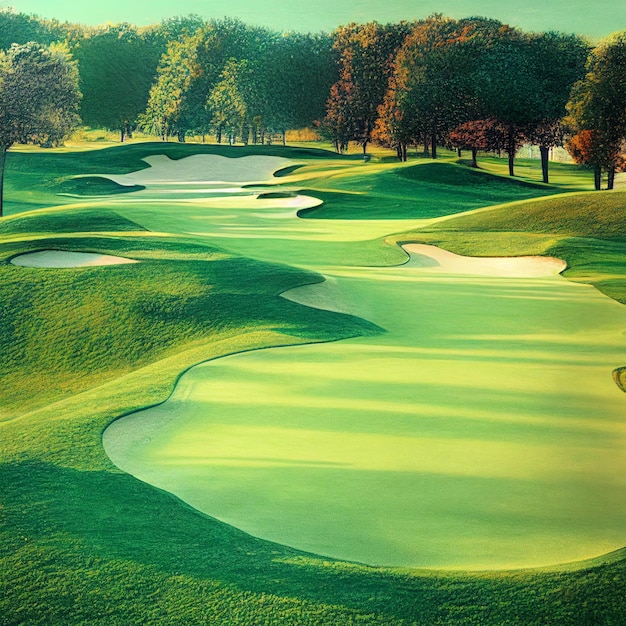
[431,134,437,160]
[594,165,602,190]
[471,147,478,168]
[217,127,222,144]
[540,145,550,184]
[120,127,125,143]
[402,144,407,162]
[607,167,615,190]
[423,137,429,157]
[362,141,368,155]
[0,145,7,218]
[177,130,186,143]
[457,148,462,158]
[507,128,515,177]
[282,130,286,146]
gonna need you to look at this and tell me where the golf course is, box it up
[1,140,625,623]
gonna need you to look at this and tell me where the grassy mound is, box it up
[300,161,565,219]
[0,208,146,236]
[57,176,145,196]
[0,228,379,420]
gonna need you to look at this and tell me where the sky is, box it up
[3,0,625,40]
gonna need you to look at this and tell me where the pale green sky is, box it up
[3,0,625,39]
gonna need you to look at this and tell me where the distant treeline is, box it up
[1,9,625,187]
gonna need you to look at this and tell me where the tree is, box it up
[390,16,509,160]
[0,42,81,216]
[206,59,250,144]
[139,33,203,142]
[523,32,589,182]
[449,119,498,168]
[373,72,424,160]
[151,14,205,45]
[565,30,626,189]
[254,32,336,145]
[0,8,72,50]
[566,130,625,189]
[73,24,161,141]
[325,21,410,154]
[472,26,541,176]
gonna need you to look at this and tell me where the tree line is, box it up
[1,8,625,198]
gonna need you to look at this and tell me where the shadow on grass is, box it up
[1,460,625,625]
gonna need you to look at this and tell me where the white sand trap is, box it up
[10,250,139,268]
[103,155,297,186]
[403,244,567,277]
[284,245,567,316]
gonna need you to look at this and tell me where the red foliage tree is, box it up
[448,119,518,168]
[566,130,626,190]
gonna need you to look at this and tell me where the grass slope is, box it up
[393,190,626,305]
[300,161,570,220]
[1,144,625,624]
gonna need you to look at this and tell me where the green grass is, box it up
[1,142,625,625]
[300,161,577,220]
[392,190,626,305]
[107,261,626,570]
[2,141,358,215]
[57,176,146,196]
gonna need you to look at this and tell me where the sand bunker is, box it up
[403,244,566,277]
[102,155,297,186]
[283,244,567,315]
[10,250,139,268]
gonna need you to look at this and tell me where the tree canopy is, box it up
[566,30,626,189]
[0,41,81,215]
[0,10,625,188]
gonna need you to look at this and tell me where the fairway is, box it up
[100,153,626,569]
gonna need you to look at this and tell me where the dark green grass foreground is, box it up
[1,143,625,625]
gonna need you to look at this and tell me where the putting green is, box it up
[101,156,626,569]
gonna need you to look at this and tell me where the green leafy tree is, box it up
[151,14,205,44]
[0,42,81,216]
[206,59,250,144]
[255,32,336,145]
[139,33,202,141]
[73,24,161,141]
[473,28,541,176]
[0,8,72,50]
[523,32,589,182]
[565,30,626,189]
